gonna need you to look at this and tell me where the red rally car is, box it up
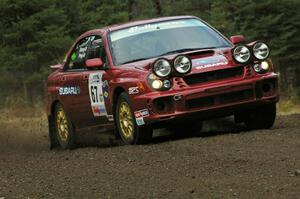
[47,16,279,149]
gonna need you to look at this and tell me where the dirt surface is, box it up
[0,109,299,199]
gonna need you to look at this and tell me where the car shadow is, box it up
[75,130,122,148]
[74,116,248,148]
[151,116,247,144]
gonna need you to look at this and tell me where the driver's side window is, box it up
[66,36,91,70]
[87,36,108,66]
[66,35,108,70]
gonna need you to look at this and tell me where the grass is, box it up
[278,100,300,115]
[0,99,299,122]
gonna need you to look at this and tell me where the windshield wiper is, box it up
[120,57,152,65]
[158,47,217,56]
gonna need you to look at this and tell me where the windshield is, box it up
[109,18,231,65]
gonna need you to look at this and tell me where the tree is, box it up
[152,0,162,16]
[0,0,299,106]
[209,0,300,96]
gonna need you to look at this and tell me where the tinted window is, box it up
[66,36,91,70]
[87,36,108,65]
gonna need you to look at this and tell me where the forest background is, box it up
[0,0,299,112]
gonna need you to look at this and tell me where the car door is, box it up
[61,35,113,129]
[59,36,97,128]
[79,35,114,127]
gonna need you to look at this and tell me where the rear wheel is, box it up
[236,103,276,130]
[115,92,152,145]
[54,103,76,149]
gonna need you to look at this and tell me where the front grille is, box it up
[245,65,252,77]
[186,96,214,109]
[183,67,243,85]
[219,89,253,104]
[186,89,253,109]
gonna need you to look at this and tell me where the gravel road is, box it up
[0,111,299,199]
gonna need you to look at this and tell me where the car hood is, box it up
[188,48,239,74]
[120,47,240,75]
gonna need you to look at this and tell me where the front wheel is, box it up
[239,103,276,130]
[115,92,153,145]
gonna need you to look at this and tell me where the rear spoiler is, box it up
[50,63,63,71]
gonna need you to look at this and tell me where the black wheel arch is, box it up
[112,87,126,138]
[48,100,60,149]
[112,86,126,112]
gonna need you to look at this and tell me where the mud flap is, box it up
[48,116,59,149]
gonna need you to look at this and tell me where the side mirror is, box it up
[230,35,245,44]
[86,58,104,69]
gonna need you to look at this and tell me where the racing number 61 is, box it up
[90,86,99,103]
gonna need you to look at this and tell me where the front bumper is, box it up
[132,72,279,125]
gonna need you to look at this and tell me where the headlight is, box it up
[253,42,270,61]
[153,58,172,78]
[253,61,270,73]
[232,45,251,64]
[174,55,192,74]
[147,74,172,91]
[152,79,163,89]
[163,79,171,89]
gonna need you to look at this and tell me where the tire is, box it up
[168,120,203,136]
[54,103,77,149]
[243,103,276,130]
[115,92,153,145]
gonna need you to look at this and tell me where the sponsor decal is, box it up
[140,109,150,117]
[129,86,139,95]
[99,93,104,102]
[59,86,80,95]
[99,106,106,113]
[128,24,158,33]
[194,55,228,70]
[102,80,109,88]
[107,115,114,121]
[135,117,145,126]
[78,46,88,59]
[195,61,228,69]
[91,105,107,117]
[102,80,109,99]
[103,91,109,99]
[90,74,101,84]
[92,106,101,116]
[71,53,77,61]
[90,36,96,41]
[134,109,150,118]
[88,72,107,117]
[134,109,150,126]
